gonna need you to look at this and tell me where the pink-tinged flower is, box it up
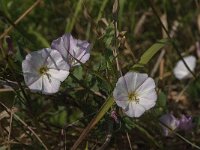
[51,33,91,67]
[173,55,196,80]
[160,113,180,136]
[179,115,193,131]
[22,48,70,94]
[113,72,157,118]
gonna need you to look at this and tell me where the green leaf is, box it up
[73,66,83,80]
[50,106,67,126]
[131,39,169,70]
[102,24,115,48]
[157,91,167,107]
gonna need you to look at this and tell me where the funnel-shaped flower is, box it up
[51,33,91,67]
[173,55,196,80]
[113,72,157,118]
[160,113,180,136]
[22,48,70,94]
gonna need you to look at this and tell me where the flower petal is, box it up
[23,72,40,86]
[42,75,61,94]
[79,53,90,63]
[136,77,155,94]
[22,50,46,74]
[113,76,129,97]
[137,88,157,110]
[51,33,70,60]
[124,103,145,118]
[139,97,156,110]
[46,49,70,71]
[173,55,196,80]
[27,76,43,92]
[51,33,91,66]
[69,38,91,66]
[124,72,148,92]
[48,69,69,82]
[114,95,129,109]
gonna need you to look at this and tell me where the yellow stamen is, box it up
[38,66,49,75]
[128,92,139,103]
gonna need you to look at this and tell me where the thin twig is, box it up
[7,110,13,150]
[126,132,133,150]
[151,49,165,77]
[0,101,48,150]
[97,133,112,150]
[113,0,122,76]
[134,9,152,37]
[175,80,193,103]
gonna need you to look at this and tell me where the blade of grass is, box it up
[65,0,83,32]
[71,97,114,150]
[28,27,50,47]
[131,39,169,70]
[96,0,109,22]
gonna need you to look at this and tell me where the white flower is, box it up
[173,55,196,80]
[113,72,157,118]
[22,48,70,94]
[51,33,91,67]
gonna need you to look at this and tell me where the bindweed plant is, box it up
[0,0,200,149]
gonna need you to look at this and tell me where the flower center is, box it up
[128,92,139,103]
[67,49,79,66]
[38,66,49,75]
